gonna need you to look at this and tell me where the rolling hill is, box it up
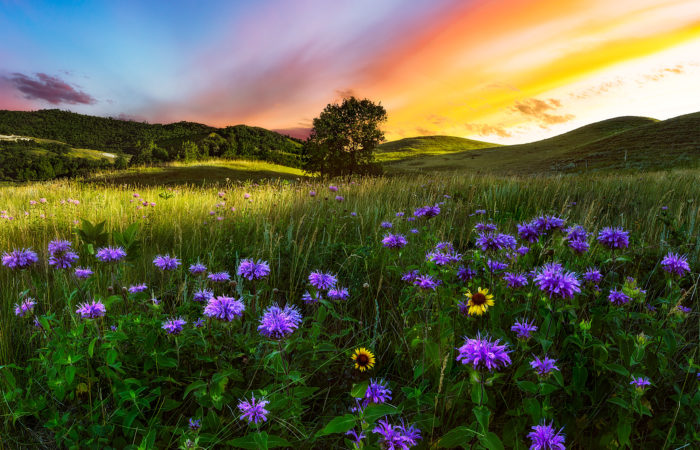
[384,113,699,174]
[375,135,499,162]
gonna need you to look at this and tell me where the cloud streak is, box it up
[512,98,574,128]
[5,73,96,105]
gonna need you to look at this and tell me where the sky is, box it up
[1,0,699,144]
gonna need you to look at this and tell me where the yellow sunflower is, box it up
[465,287,495,316]
[351,347,376,372]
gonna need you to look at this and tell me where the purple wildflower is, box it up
[517,246,530,255]
[95,246,126,263]
[128,284,148,293]
[383,234,408,249]
[14,298,36,317]
[512,320,538,340]
[193,289,214,302]
[410,228,419,234]
[237,259,270,281]
[188,418,201,431]
[203,296,245,321]
[413,274,439,290]
[328,185,338,192]
[457,266,477,282]
[345,429,366,446]
[630,376,651,390]
[527,422,566,450]
[475,222,497,232]
[565,225,588,242]
[597,227,630,249]
[309,190,316,197]
[153,254,181,271]
[48,240,79,269]
[258,304,302,339]
[327,287,350,301]
[534,215,566,234]
[302,290,323,304]
[608,289,631,306]
[414,204,440,218]
[487,259,508,272]
[456,333,512,371]
[74,267,93,279]
[238,395,270,424]
[189,263,207,275]
[517,222,540,243]
[396,211,405,217]
[504,272,528,288]
[193,318,205,328]
[660,252,690,277]
[380,221,393,229]
[2,248,39,269]
[583,267,602,284]
[335,195,344,202]
[457,300,470,316]
[162,317,187,335]
[207,271,231,283]
[308,271,337,290]
[401,270,420,283]
[568,240,589,254]
[533,263,581,299]
[76,300,106,319]
[363,378,392,407]
[530,355,559,377]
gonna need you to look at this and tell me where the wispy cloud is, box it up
[5,72,96,105]
[512,98,574,128]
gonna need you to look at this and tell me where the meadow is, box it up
[0,168,698,449]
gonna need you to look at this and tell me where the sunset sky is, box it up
[1,0,699,143]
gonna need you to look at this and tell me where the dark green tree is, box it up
[303,97,387,177]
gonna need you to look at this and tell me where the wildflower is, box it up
[48,240,79,269]
[517,246,529,255]
[128,284,148,293]
[534,215,566,234]
[95,246,127,263]
[14,298,36,317]
[380,221,393,229]
[457,300,470,316]
[351,347,376,372]
[372,419,421,449]
[565,225,588,242]
[511,320,537,340]
[335,195,344,202]
[476,232,508,252]
[328,185,338,192]
[630,376,651,391]
[527,422,566,450]
[193,289,214,302]
[327,287,349,301]
[457,265,477,282]
[244,193,251,199]
[464,287,495,316]
[474,209,487,215]
[364,379,392,406]
[301,290,323,304]
[410,228,419,234]
[207,271,231,283]
[660,252,690,277]
[110,325,117,331]
[533,263,581,299]
[504,272,528,288]
[475,222,497,232]
[237,259,270,281]
[608,289,631,306]
[413,204,440,218]
[238,394,270,424]
[396,211,405,217]
[308,271,337,290]
[189,263,207,275]
[258,304,302,339]
[76,300,106,319]
[583,267,602,284]
[530,355,559,377]
[203,296,245,321]
[2,248,39,269]
[401,270,420,283]
[162,317,187,335]
[345,429,366,446]
[193,318,205,328]
[456,333,511,371]
[597,227,630,249]
[487,259,508,272]
[382,234,408,249]
[153,254,181,271]
[74,267,94,279]
[568,240,589,254]
[188,418,201,431]
[673,304,691,315]
[413,274,440,291]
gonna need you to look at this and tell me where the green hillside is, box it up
[375,135,498,162]
[384,114,698,173]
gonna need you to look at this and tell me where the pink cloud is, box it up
[4,73,96,105]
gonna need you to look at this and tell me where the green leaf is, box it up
[617,417,632,448]
[64,366,76,386]
[363,403,400,424]
[350,381,369,399]
[607,397,628,409]
[572,365,588,393]
[522,398,541,422]
[438,426,478,448]
[479,431,505,450]
[472,406,490,432]
[516,380,539,394]
[538,383,558,395]
[605,364,630,377]
[183,380,207,399]
[88,337,98,358]
[316,414,356,437]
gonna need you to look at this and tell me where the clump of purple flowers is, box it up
[128,284,148,293]
[401,270,420,284]
[530,355,559,377]
[2,248,39,269]
[413,274,440,291]
[517,222,540,243]
[512,319,537,340]
[583,267,602,284]
[162,317,187,335]
[76,300,106,319]
[527,422,566,450]
[327,287,349,301]
[504,272,528,288]
[380,221,393,229]
[203,296,245,321]
[74,267,93,279]
[238,394,270,425]
[487,259,508,272]
[14,298,36,317]
[153,254,181,271]
[568,239,589,254]
[208,271,230,283]
[96,246,127,263]
[302,290,323,304]
[456,333,512,371]
[237,258,270,281]
[189,263,207,275]
[660,252,690,277]
[565,225,588,242]
[457,265,477,282]
[48,240,79,269]
[608,289,631,306]
[363,378,392,407]
[193,289,214,302]
[258,304,302,339]
[413,204,440,218]
[309,271,337,290]
[475,222,497,232]
[533,263,581,299]
[382,234,407,249]
[188,418,201,431]
[372,419,421,449]
[476,232,517,252]
[534,215,566,234]
[630,376,651,391]
[597,227,629,249]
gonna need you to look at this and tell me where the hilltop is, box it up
[375,135,499,162]
[383,114,699,173]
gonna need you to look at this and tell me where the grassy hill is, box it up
[375,135,498,162]
[384,114,698,174]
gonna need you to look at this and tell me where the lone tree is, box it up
[304,97,387,177]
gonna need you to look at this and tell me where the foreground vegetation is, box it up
[0,170,698,449]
